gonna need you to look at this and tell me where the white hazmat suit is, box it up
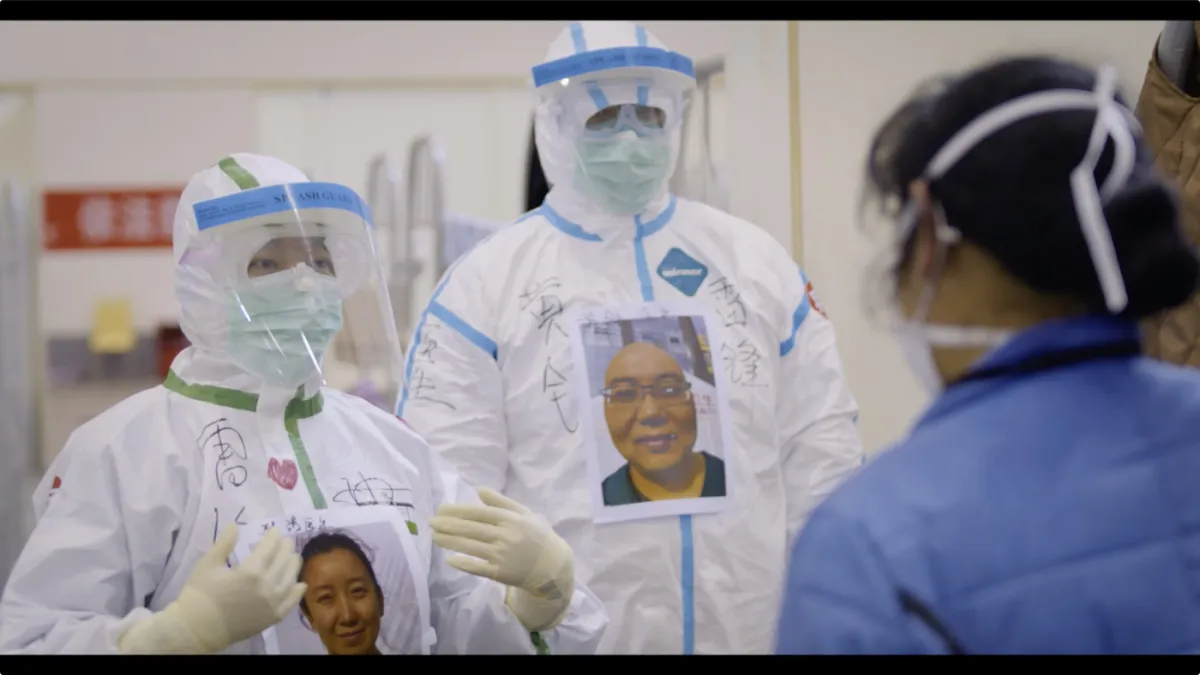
[0,154,607,654]
[398,22,865,654]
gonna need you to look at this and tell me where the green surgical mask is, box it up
[227,272,344,389]
[573,132,672,215]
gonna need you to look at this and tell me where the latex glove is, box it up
[430,487,575,632]
[119,526,307,654]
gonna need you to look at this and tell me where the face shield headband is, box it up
[895,64,1140,316]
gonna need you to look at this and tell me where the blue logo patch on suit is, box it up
[656,247,709,297]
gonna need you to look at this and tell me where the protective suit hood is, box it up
[532,21,696,240]
[172,153,319,412]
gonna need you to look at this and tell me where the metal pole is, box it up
[0,176,33,587]
[365,152,409,341]
[401,136,447,339]
[366,137,449,351]
[405,136,447,275]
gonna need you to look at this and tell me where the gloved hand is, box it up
[118,526,307,654]
[430,487,575,632]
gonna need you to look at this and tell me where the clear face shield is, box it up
[546,73,690,215]
[182,182,404,404]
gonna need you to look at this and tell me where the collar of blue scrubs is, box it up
[917,313,1141,427]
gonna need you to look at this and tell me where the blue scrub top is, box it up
[775,314,1200,654]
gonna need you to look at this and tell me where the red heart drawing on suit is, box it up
[267,458,299,491]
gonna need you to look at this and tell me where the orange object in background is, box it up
[43,187,184,250]
[157,325,189,379]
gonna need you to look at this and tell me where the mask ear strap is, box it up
[1071,65,1131,314]
[923,323,1013,347]
[917,64,1134,314]
[910,203,962,321]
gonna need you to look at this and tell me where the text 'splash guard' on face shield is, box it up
[180,182,404,403]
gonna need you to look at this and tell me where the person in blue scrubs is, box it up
[775,55,1200,654]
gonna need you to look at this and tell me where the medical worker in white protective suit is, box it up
[399,22,865,654]
[0,154,607,655]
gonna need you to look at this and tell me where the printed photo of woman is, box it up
[297,531,385,655]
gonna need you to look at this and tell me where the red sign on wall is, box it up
[43,188,184,250]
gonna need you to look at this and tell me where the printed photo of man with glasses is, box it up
[599,339,728,506]
[571,310,730,518]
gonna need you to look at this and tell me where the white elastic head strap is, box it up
[923,64,1136,314]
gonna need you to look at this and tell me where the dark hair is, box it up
[526,119,550,211]
[863,55,1199,320]
[297,530,383,623]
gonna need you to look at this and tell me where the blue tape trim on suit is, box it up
[396,208,535,415]
[587,83,611,111]
[635,26,651,105]
[541,203,603,242]
[569,22,587,53]
[532,47,695,88]
[628,196,693,654]
[398,267,456,417]
[679,514,695,654]
[429,301,498,359]
[779,270,813,357]
[633,196,676,300]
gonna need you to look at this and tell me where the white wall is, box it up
[256,86,540,333]
[6,21,733,339]
[795,21,1163,453]
[725,23,794,251]
[36,86,258,335]
[0,21,730,84]
[257,89,536,223]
